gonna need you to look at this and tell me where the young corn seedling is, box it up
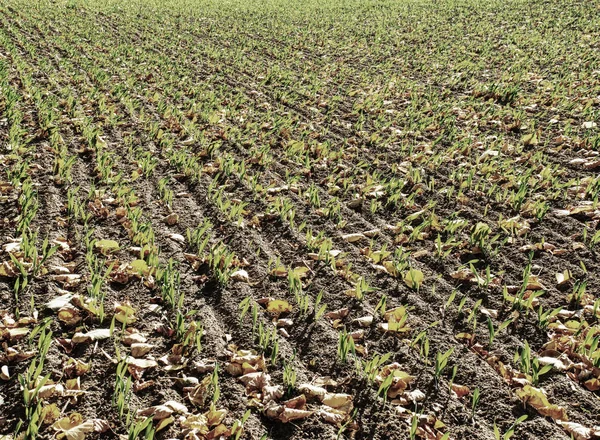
[351,276,377,300]
[569,279,588,306]
[448,365,457,392]
[360,352,392,384]
[239,296,252,323]
[283,352,297,396]
[230,410,251,440]
[177,312,203,354]
[203,364,220,405]
[409,412,419,440]
[208,243,235,286]
[157,176,174,208]
[337,329,356,364]
[16,180,38,235]
[313,290,327,321]
[88,256,115,323]
[113,359,133,424]
[256,321,279,364]
[433,347,454,387]
[187,218,212,254]
[374,294,387,317]
[514,341,552,386]
[579,332,600,368]
[487,316,513,349]
[128,417,155,440]
[160,259,180,308]
[411,330,430,365]
[471,387,480,420]
[18,326,52,439]
[404,267,424,291]
[377,370,394,406]
[336,409,358,440]
[493,415,527,440]
[288,267,309,316]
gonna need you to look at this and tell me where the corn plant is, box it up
[433,347,454,386]
[337,329,356,364]
[514,341,552,386]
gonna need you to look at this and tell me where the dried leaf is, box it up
[403,269,424,290]
[322,393,353,413]
[1,365,9,380]
[516,385,567,421]
[52,413,109,440]
[231,269,249,283]
[451,383,470,398]
[131,343,154,358]
[556,420,600,440]
[168,233,185,244]
[298,383,327,400]
[164,213,179,225]
[58,305,82,326]
[126,357,158,369]
[72,329,111,344]
[556,270,572,286]
[94,239,119,255]
[342,233,365,243]
[266,299,292,315]
[114,302,136,324]
[318,406,348,425]
[46,293,74,311]
[41,403,61,424]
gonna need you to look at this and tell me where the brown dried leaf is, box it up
[516,385,567,421]
[451,383,470,398]
[556,420,600,440]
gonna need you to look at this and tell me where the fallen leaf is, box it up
[269,266,288,277]
[137,401,188,420]
[581,121,597,129]
[556,420,600,440]
[324,308,349,321]
[46,292,74,311]
[41,403,61,424]
[322,393,353,413]
[231,269,249,283]
[537,356,572,371]
[126,357,158,369]
[168,233,185,244]
[64,358,91,377]
[298,383,327,400]
[72,329,111,344]
[353,315,373,327]
[58,305,82,326]
[556,270,572,286]
[266,299,292,315]
[94,239,120,255]
[451,383,470,398]
[131,343,154,358]
[342,233,365,243]
[122,329,147,345]
[164,213,179,225]
[516,385,567,421]
[52,413,109,440]
[114,302,136,324]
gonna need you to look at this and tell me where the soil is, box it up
[1,1,599,440]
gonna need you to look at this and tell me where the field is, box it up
[0,0,599,438]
